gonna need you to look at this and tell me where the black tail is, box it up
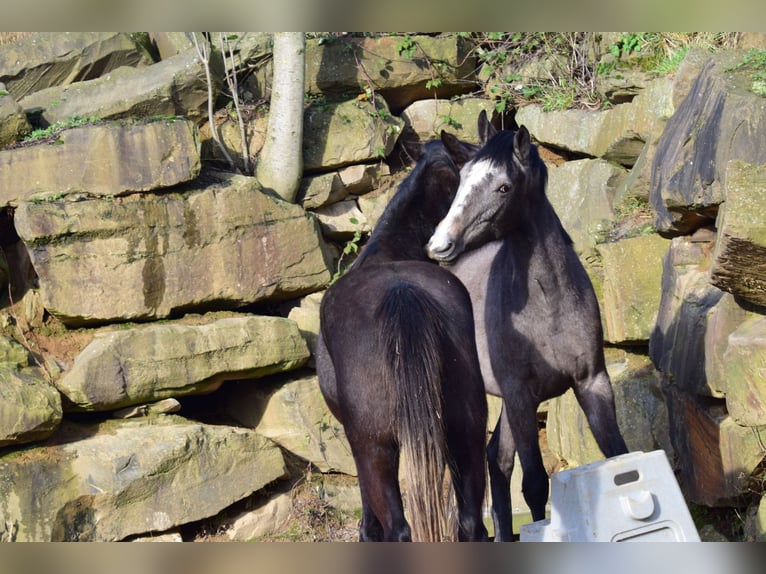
[376,282,449,542]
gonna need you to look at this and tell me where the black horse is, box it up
[427,112,628,541]
[316,138,489,542]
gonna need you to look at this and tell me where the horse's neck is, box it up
[516,196,565,243]
[505,199,572,278]
[357,217,430,265]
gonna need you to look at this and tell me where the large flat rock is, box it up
[225,371,355,476]
[0,417,285,541]
[0,120,201,207]
[14,170,331,325]
[400,97,497,143]
[0,32,151,100]
[516,76,674,167]
[56,315,310,412]
[304,34,477,113]
[303,95,403,173]
[20,49,217,127]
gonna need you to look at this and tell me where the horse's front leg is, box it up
[487,405,516,541]
[507,398,548,524]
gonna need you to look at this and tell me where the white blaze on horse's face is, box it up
[427,156,509,263]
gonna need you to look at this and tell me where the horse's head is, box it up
[426,112,544,263]
[360,133,480,264]
[402,135,480,231]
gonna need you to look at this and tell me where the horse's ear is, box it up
[478,110,497,145]
[402,139,425,161]
[513,125,531,169]
[440,130,477,168]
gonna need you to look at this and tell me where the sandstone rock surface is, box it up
[56,315,309,412]
[0,417,285,541]
[14,170,331,325]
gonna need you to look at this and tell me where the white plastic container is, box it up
[520,450,700,542]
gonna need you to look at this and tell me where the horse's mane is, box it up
[377,141,457,227]
[356,140,459,265]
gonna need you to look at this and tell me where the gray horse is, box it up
[427,112,628,541]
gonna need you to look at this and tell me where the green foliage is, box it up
[23,115,101,142]
[728,48,766,96]
[650,46,690,75]
[0,89,8,97]
[330,217,366,284]
[471,32,738,113]
[473,32,601,112]
[397,35,417,59]
[609,33,646,58]
[28,192,66,205]
[439,114,461,130]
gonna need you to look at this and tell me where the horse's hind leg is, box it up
[487,405,516,541]
[446,414,489,541]
[358,499,383,541]
[573,370,628,458]
[352,440,411,542]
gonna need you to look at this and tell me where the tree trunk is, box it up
[255,32,305,203]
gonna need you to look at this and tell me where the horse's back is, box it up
[318,260,482,433]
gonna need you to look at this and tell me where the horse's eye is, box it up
[497,184,510,194]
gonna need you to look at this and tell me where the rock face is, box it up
[0,417,285,541]
[665,387,764,506]
[56,315,309,412]
[516,77,674,167]
[723,317,766,426]
[711,161,766,307]
[302,95,403,173]
[597,234,669,344]
[304,34,477,113]
[19,49,218,126]
[14,171,331,325]
[225,371,355,476]
[400,97,497,143]
[650,235,724,397]
[650,51,766,236]
[0,91,31,146]
[0,366,62,447]
[0,120,201,207]
[3,34,766,542]
[0,32,151,100]
[546,159,624,256]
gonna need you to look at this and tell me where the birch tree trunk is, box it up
[255,32,305,203]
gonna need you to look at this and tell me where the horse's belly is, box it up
[446,241,503,396]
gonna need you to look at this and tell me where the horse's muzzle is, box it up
[425,235,460,263]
